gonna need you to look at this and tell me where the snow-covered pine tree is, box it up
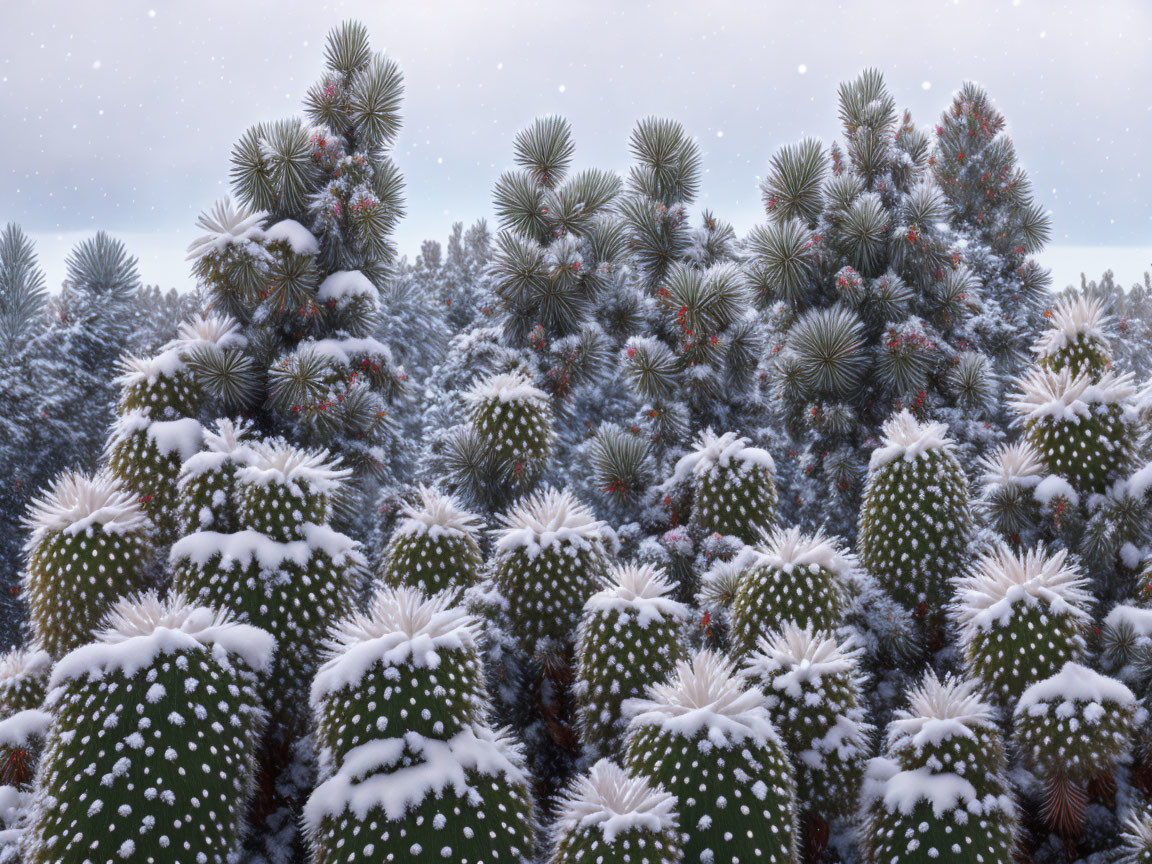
[575,563,688,760]
[729,526,854,657]
[860,674,1016,864]
[376,485,483,596]
[857,411,971,629]
[549,759,681,864]
[624,650,797,864]
[742,623,870,858]
[0,224,48,357]
[950,544,1090,713]
[23,593,273,864]
[305,586,536,864]
[22,472,151,659]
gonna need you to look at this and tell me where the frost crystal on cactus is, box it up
[576,564,688,759]
[550,759,681,864]
[491,487,611,657]
[742,624,870,819]
[1032,293,1111,374]
[378,486,483,596]
[862,673,1016,864]
[115,350,201,419]
[176,417,256,534]
[730,526,853,656]
[23,471,152,658]
[236,440,350,541]
[951,545,1089,711]
[978,441,1045,539]
[468,371,554,489]
[0,649,50,718]
[185,197,267,260]
[669,429,777,544]
[24,593,272,864]
[1010,366,1136,496]
[858,410,971,613]
[624,650,796,864]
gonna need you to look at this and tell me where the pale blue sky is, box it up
[3,0,1150,291]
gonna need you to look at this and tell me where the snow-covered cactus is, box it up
[0,649,50,718]
[550,759,681,864]
[730,527,853,657]
[24,593,273,864]
[490,488,611,658]
[1010,366,1136,497]
[23,472,152,659]
[950,545,1089,713]
[742,624,870,821]
[977,441,1045,542]
[106,411,203,542]
[235,440,348,542]
[857,411,971,614]
[468,371,554,491]
[115,351,201,420]
[377,486,483,596]
[176,417,256,535]
[624,650,797,864]
[669,429,777,544]
[575,563,688,759]
[1032,293,1112,375]
[1120,808,1152,864]
[861,674,1016,864]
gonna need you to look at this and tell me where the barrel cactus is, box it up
[467,371,554,491]
[176,417,256,534]
[235,439,348,541]
[377,485,483,596]
[1032,293,1112,375]
[115,351,201,420]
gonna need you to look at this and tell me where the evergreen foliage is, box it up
[0,225,48,357]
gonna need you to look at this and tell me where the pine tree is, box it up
[23,593,272,864]
[305,586,536,864]
[624,650,797,864]
[22,472,152,659]
[550,759,681,864]
[0,224,48,357]
[861,674,1016,864]
[376,485,483,596]
[575,563,688,760]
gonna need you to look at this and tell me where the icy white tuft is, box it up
[0,710,50,749]
[553,759,678,845]
[466,372,548,406]
[167,312,247,353]
[1032,294,1109,360]
[495,487,607,559]
[743,623,860,701]
[668,428,775,486]
[50,592,275,687]
[626,649,780,748]
[888,673,995,752]
[1015,661,1136,717]
[979,441,1045,489]
[584,563,689,629]
[202,417,254,456]
[1010,366,1135,423]
[114,350,187,387]
[869,410,954,471]
[264,218,320,256]
[311,587,479,703]
[952,545,1091,635]
[0,648,50,689]
[755,525,855,579]
[393,486,482,541]
[186,198,266,260]
[170,524,361,570]
[25,471,149,542]
[1033,475,1080,508]
[238,440,350,494]
[316,270,377,303]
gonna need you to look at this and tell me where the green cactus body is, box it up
[862,675,1016,864]
[743,624,870,818]
[378,486,483,596]
[0,649,51,718]
[951,545,1089,713]
[107,411,203,543]
[170,525,362,728]
[576,564,688,760]
[116,350,202,420]
[730,527,852,657]
[1032,294,1112,376]
[468,372,554,489]
[858,411,971,612]
[491,488,611,657]
[670,430,777,544]
[23,473,152,658]
[235,441,349,542]
[1011,367,1136,497]
[24,593,273,864]
[624,651,796,864]
[550,759,681,864]
[176,419,256,535]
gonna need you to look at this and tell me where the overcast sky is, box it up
[3,0,1150,292]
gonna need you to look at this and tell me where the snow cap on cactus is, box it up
[166,311,248,352]
[185,197,266,260]
[744,623,862,703]
[1015,661,1136,717]
[756,525,855,580]
[394,485,482,541]
[495,486,611,558]
[669,428,776,483]
[869,410,954,471]
[380,486,484,595]
[1010,365,1135,423]
[466,370,549,406]
[552,759,679,849]
[239,438,350,495]
[1032,293,1110,370]
[0,648,51,716]
[584,563,689,628]
[887,673,996,753]
[979,441,1045,490]
[24,470,148,545]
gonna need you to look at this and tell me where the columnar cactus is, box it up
[861,674,1016,864]
[742,624,870,821]
[377,485,484,596]
[575,563,688,759]
[235,440,349,541]
[305,586,536,864]
[468,371,554,491]
[1010,367,1136,497]
[668,429,777,544]
[176,417,256,534]
[1032,293,1112,375]
[23,472,152,658]
[624,650,797,864]
[24,593,273,864]
[857,410,971,614]
[550,759,681,864]
[730,527,853,657]
[950,545,1090,713]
